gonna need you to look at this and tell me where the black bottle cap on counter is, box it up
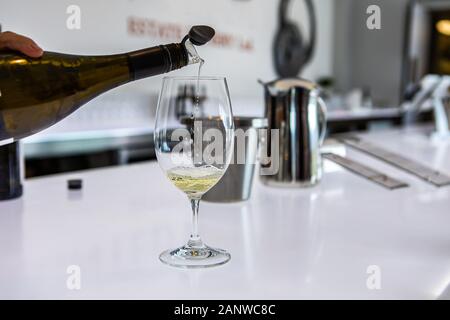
[188,26,215,46]
[68,179,83,190]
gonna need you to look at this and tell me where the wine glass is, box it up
[154,76,234,268]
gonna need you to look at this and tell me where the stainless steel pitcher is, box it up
[259,78,327,187]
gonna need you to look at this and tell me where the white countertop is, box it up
[1,126,450,300]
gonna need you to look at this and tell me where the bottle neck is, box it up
[127,43,188,81]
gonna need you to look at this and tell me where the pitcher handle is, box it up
[318,96,327,145]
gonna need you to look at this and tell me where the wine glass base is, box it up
[159,244,231,269]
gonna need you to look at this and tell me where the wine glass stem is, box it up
[189,198,203,247]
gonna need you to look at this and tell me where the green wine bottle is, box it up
[0,25,215,142]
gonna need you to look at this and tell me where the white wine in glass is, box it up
[167,166,225,199]
[154,76,234,268]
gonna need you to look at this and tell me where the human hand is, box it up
[0,31,43,58]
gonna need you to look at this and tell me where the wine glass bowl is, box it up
[154,76,234,268]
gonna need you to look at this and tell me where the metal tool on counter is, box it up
[259,78,327,187]
[322,153,408,190]
[203,117,267,203]
[339,136,450,187]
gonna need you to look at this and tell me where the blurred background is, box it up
[0,0,449,177]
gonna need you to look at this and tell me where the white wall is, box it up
[0,0,335,132]
[333,0,410,106]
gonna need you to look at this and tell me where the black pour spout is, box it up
[185,26,215,46]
